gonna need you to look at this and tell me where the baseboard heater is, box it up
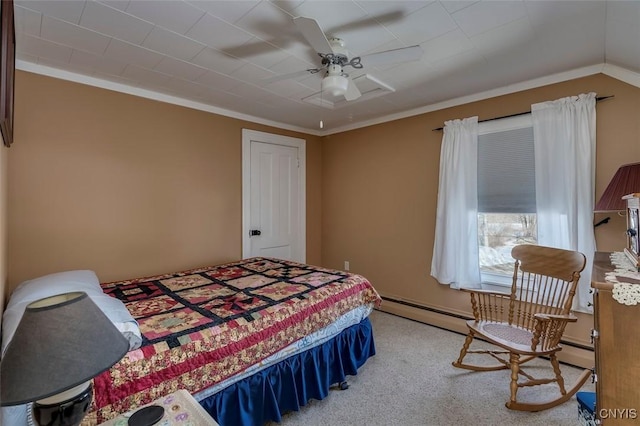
[380,295,594,352]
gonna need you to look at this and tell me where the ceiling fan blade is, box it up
[293,16,334,54]
[262,68,322,85]
[328,11,404,34]
[344,79,361,101]
[359,45,424,67]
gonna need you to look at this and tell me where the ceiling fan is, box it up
[264,16,424,102]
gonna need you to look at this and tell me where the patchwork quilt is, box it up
[86,258,380,423]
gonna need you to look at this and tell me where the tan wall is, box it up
[321,73,640,363]
[7,71,321,293]
[8,70,640,366]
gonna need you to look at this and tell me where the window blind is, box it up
[477,126,536,213]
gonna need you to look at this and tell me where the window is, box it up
[477,115,537,286]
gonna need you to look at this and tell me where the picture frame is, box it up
[0,0,15,147]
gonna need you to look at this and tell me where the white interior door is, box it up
[242,129,306,262]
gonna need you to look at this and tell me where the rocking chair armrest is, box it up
[533,313,578,323]
[531,314,577,351]
[461,289,512,322]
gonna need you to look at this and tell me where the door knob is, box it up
[250,229,262,236]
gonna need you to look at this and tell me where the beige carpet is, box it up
[271,310,594,426]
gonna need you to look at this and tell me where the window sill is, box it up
[480,271,512,291]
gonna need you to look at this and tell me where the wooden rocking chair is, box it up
[452,244,592,411]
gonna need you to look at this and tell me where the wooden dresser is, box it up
[591,252,640,424]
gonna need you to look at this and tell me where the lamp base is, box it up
[33,382,93,426]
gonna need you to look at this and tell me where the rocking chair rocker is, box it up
[452,244,592,411]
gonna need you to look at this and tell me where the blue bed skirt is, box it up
[199,316,375,426]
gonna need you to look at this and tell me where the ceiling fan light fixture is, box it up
[322,75,349,97]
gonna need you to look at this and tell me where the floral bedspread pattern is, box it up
[86,258,380,424]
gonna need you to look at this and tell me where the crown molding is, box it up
[321,64,607,135]
[601,63,640,89]
[16,60,323,137]
[17,59,640,138]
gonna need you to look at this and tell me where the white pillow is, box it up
[90,294,142,351]
[1,271,143,426]
[2,270,142,354]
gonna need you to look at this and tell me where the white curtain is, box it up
[431,117,481,289]
[531,92,597,313]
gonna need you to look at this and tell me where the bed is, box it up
[79,257,381,425]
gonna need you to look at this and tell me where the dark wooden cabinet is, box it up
[591,252,640,424]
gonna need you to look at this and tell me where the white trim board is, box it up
[18,60,640,137]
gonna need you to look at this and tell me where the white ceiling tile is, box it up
[15,0,86,24]
[268,55,318,77]
[121,65,173,85]
[201,87,245,109]
[124,0,205,35]
[232,62,274,83]
[257,93,304,110]
[19,34,74,63]
[263,79,315,98]
[70,49,128,75]
[424,48,487,81]
[200,90,241,106]
[36,55,96,75]
[186,13,254,50]
[231,39,291,69]
[276,41,320,66]
[362,39,411,72]
[142,27,206,61]
[229,83,274,102]
[362,38,405,56]
[15,6,42,37]
[355,1,430,17]
[331,23,396,57]
[468,39,548,86]
[269,0,305,15]
[153,57,208,81]
[606,20,640,70]
[605,0,640,27]
[96,1,130,12]
[41,16,112,54]
[80,1,153,45]
[440,1,478,14]
[525,1,604,28]
[292,1,368,34]
[372,61,430,91]
[421,29,473,64]
[104,39,165,69]
[385,1,458,44]
[470,17,534,57]
[534,5,605,68]
[297,72,324,91]
[16,51,39,63]
[191,47,245,75]
[186,1,260,24]
[161,77,212,99]
[235,1,296,41]
[452,1,527,38]
[196,70,244,91]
